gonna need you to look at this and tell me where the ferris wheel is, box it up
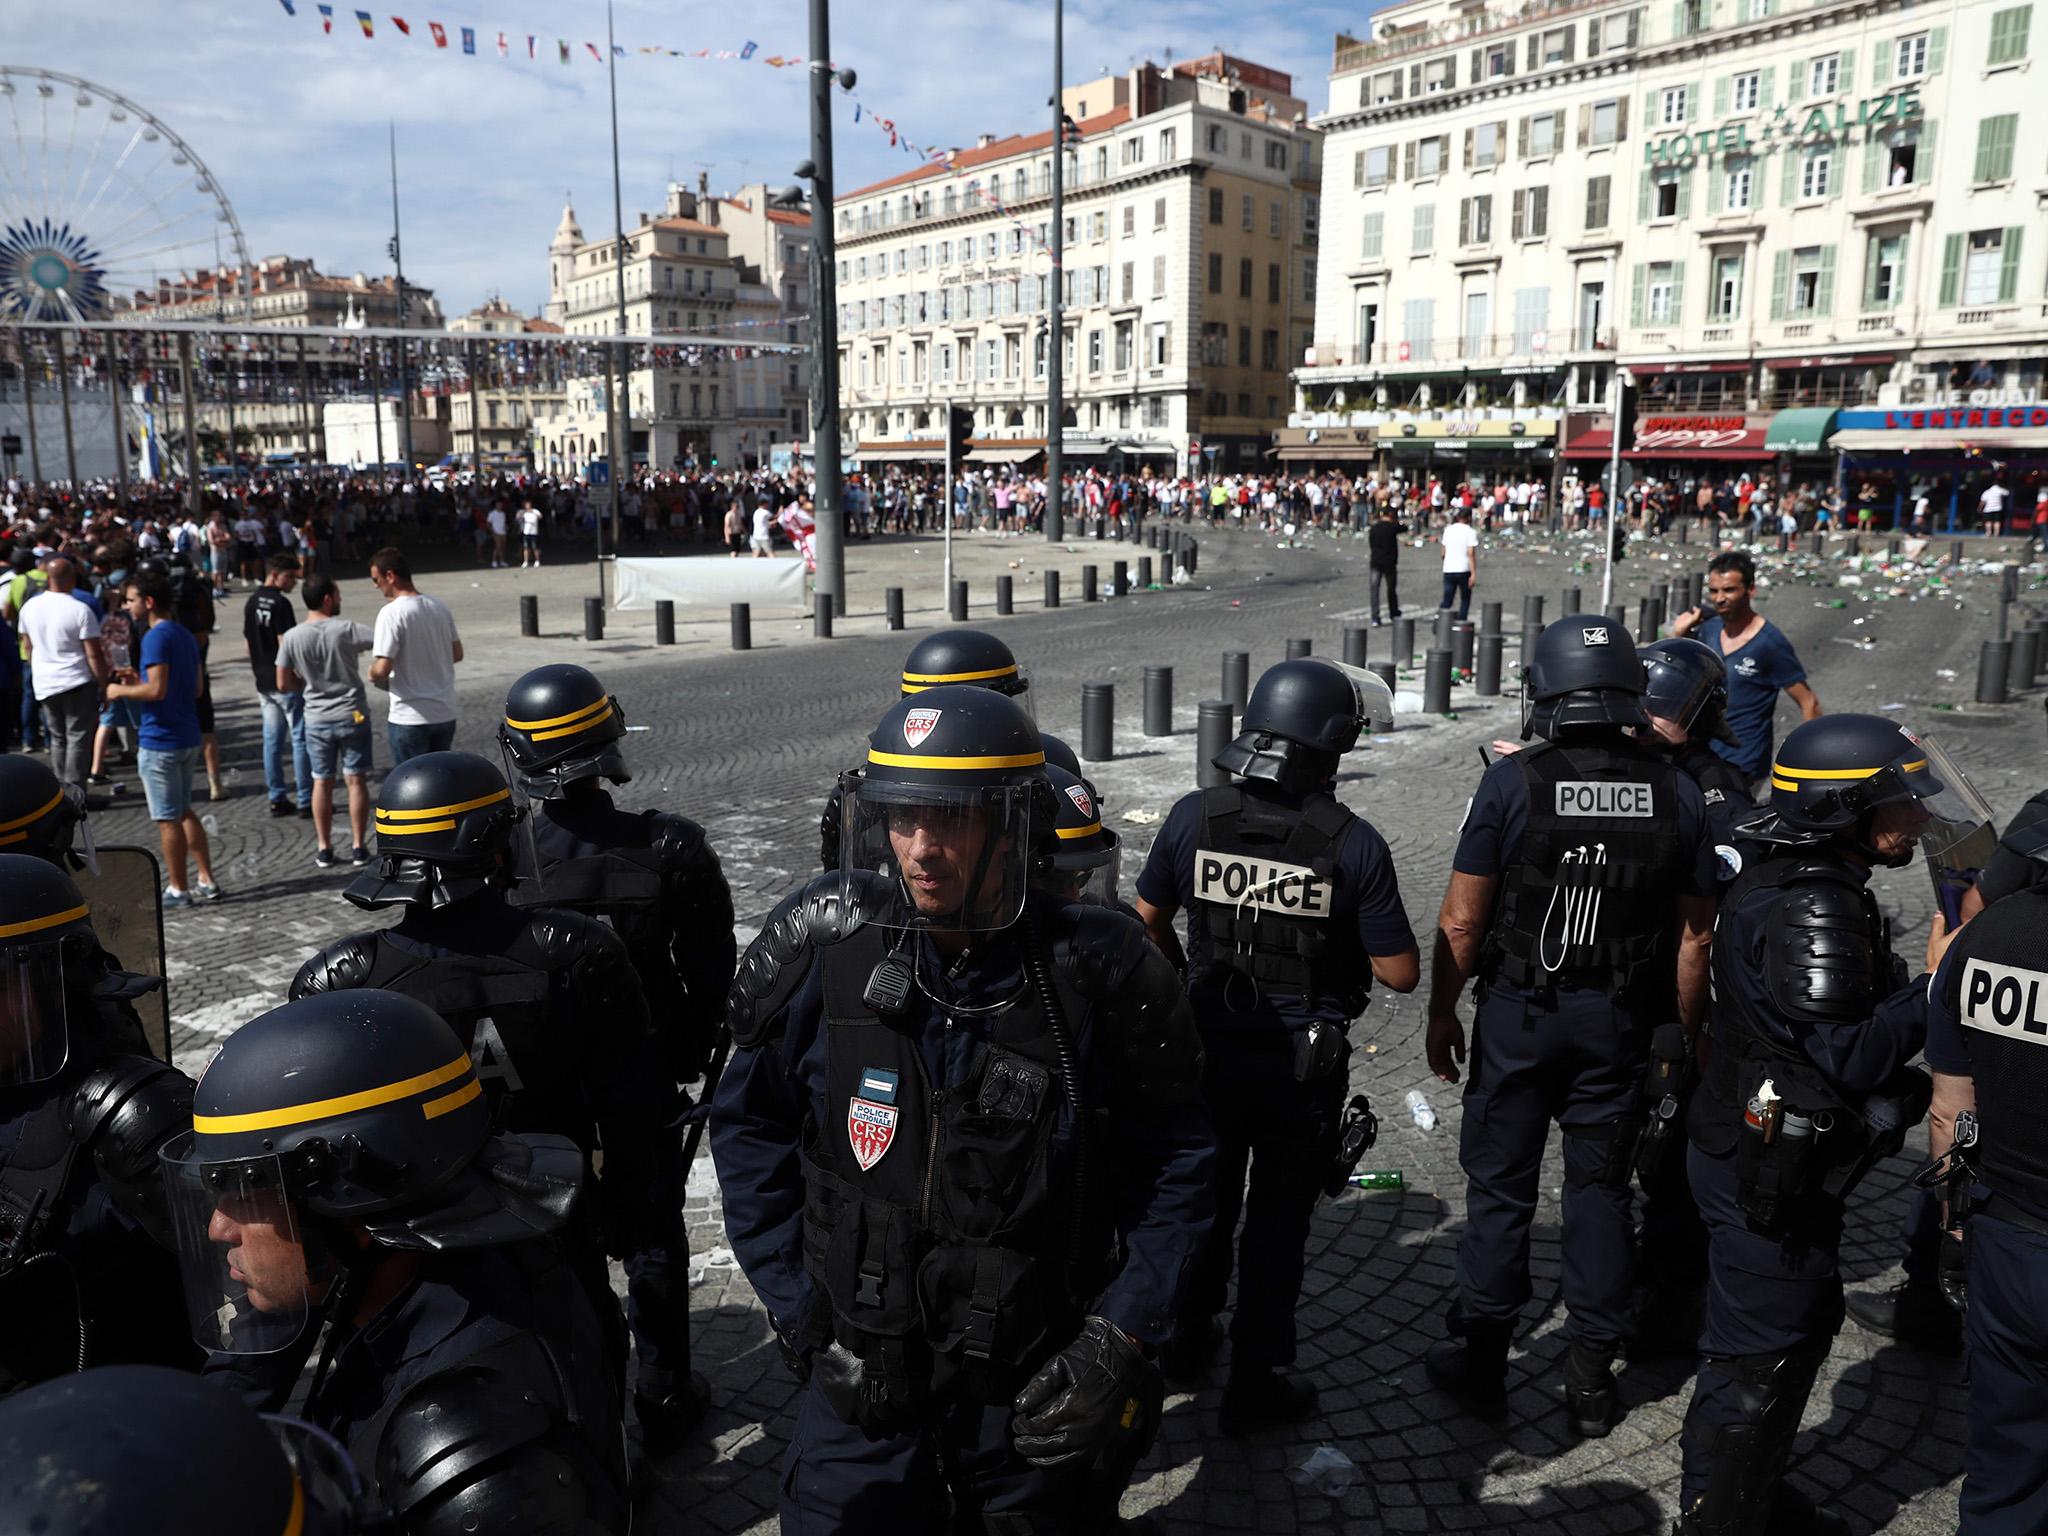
[0,67,251,325]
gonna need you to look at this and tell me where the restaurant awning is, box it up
[1560,428,1771,462]
[1832,428,2048,454]
[855,443,940,463]
[1763,408,1839,454]
[969,444,1042,465]
[1277,441,1377,461]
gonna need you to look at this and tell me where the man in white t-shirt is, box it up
[1439,508,1479,621]
[366,546,463,763]
[18,557,109,787]
[517,501,545,568]
[750,502,775,557]
[1979,480,2012,535]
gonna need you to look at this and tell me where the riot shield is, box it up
[71,844,172,1064]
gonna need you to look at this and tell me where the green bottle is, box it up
[1350,1169,1404,1192]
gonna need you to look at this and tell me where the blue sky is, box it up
[3,0,1381,317]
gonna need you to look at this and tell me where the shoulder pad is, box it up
[375,1351,621,1536]
[727,872,877,1050]
[1043,900,1150,1001]
[1763,876,1880,1026]
[521,904,630,967]
[647,810,713,865]
[64,1054,195,1247]
[288,933,381,1000]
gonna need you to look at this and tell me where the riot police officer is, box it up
[289,750,683,1431]
[170,990,629,1533]
[0,853,193,1392]
[712,685,1214,1532]
[0,1363,380,1534]
[1675,715,1952,1535]
[1044,763,1127,914]
[1133,657,1418,1430]
[499,661,736,1435]
[1640,637,1755,853]
[0,752,86,864]
[1425,617,1719,1436]
[1924,866,2048,1532]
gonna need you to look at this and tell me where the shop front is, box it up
[1378,417,1557,484]
[1561,412,1775,505]
[1828,400,2048,533]
[1274,425,1378,472]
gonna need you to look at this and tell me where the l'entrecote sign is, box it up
[1644,86,1922,165]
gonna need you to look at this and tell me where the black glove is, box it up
[1010,1315,1158,1470]
[1938,1228,1968,1315]
[813,1341,910,1436]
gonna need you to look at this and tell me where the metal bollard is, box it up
[1368,661,1396,696]
[1146,526,1161,550]
[519,594,539,637]
[1950,540,1965,567]
[1480,600,1502,637]
[886,586,905,630]
[583,596,604,641]
[1143,665,1173,737]
[1083,565,1099,602]
[1343,626,1369,668]
[1521,621,1545,674]
[1112,560,1129,597]
[1652,581,1671,611]
[1392,616,1416,668]
[814,593,834,638]
[1222,650,1250,709]
[1287,637,1313,660]
[1810,532,1825,557]
[1476,632,1505,697]
[1452,622,1476,673]
[1678,519,1690,544]
[1979,640,2011,705]
[1638,595,1664,644]
[1423,648,1454,714]
[1137,556,1153,589]
[1562,586,1582,615]
[996,575,1013,616]
[950,580,968,622]
[1605,603,1628,629]
[2033,622,2048,686]
[730,603,752,651]
[1433,610,1455,651]
[1847,534,1861,557]
[2004,564,2021,603]
[1112,518,1126,543]
[2010,628,2041,693]
[1044,570,1060,609]
[654,600,675,646]
[1197,700,1234,789]
[1888,537,1902,558]
[1521,593,1544,628]
[1181,538,1198,575]
[1081,683,1114,762]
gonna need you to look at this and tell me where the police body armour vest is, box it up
[1483,740,1684,996]
[1187,785,1364,1011]
[799,925,1088,1403]
[1943,888,2048,1206]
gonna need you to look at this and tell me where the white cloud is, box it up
[2,0,1378,314]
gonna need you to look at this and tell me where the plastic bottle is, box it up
[1405,1088,1436,1132]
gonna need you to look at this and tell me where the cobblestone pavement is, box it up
[86,521,2042,1534]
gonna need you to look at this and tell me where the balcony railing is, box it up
[1335,0,1626,75]
[1956,306,2024,329]
[1327,328,1612,367]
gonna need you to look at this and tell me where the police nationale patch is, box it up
[902,708,942,749]
[1065,783,1094,818]
[848,1096,899,1170]
[1581,626,1610,646]
[1194,849,1334,917]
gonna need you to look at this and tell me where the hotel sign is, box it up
[1645,87,1922,166]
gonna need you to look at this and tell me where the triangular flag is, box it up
[585,41,603,61]
[354,9,373,36]
[852,104,861,123]
[391,16,409,33]
[496,31,507,56]
[277,0,296,14]
[558,39,569,62]
[317,3,333,32]
[740,40,758,58]
[526,34,535,57]
[428,20,445,45]
[612,44,624,57]
[460,25,474,53]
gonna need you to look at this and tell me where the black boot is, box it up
[1424,1319,1511,1422]
[1160,1316,1222,1387]
[1843,1277,1961,1349]
[1218,1368,1319,1434]
[634,1372,710,1451]
[1563,1339,1619,1439]
[1680,1342,1827,1536]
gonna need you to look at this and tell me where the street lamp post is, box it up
[1045,0,1065,541]
[388,122,414,475]
[803,0,853,618]
[606,0,630,553]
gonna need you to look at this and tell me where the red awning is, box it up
[1561,426,1773,461]
[1763,353,1895,370]
[1630,359,1751,375]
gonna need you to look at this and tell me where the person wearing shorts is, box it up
[105,571,220,906]
[276,572,377,866]
[518,501,544,568]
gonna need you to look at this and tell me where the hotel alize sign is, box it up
[1644,87,1922,166]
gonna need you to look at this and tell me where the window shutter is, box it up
[1709,162,1723,214]
[1616,96,1630,141]
[1518,117,1530,159]
[1409,63,1423,97]
[1578,103,1592,146]
[1446,56,1459,88]
[1781,149,1801,204]
[1686,85,1699,124]
[1588,18,1602,57]
[1995,114,2017,181]
[1714,75,1729,115]
[1894,236,1909,309]
[1464,128,1474,169]
[1631,263,1646,326]
[1644,89,1658,126]
[1459,199,1472,246]
[1815,245,1836,314]
[1563,28,1576,62]
[1863,234,1882,309]
[1496,121,1509,160]
[1669,260,1686,323]
[1999,227,2024,303]
[1527,34,1539,70]
[1354,150,1365,188]
[1838,48,1854,94]
[1512,189,1526,240]
[1470,48,1483,84]
[1872,40,1891,87]
[1788,62,1805,103]
[1914,120,1937,186]
[1535,186,1549,236]
[1758,66,1774,110]
[1754,154,1770,209]
[1672,1,1687,36]
[1403,142,1415,180]
[1678,165,1694,218]
[1938,232,1963,306]
[1928,26,1946,74]
[1638,170,1653,222]
[1770,250,1791,319]
[1863,133,1884,193]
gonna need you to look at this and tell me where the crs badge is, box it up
[1064,783,1094,818]
[903,708,942,749]
[847,1066,901,1171]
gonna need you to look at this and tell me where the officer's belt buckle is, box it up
[855,1259,886,1310]
[962,1300,999,1361]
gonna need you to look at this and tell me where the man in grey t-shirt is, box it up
[275,573,376,866]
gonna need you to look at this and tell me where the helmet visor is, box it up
[160,1133,317,1355]
[0,941,70,1088]
[1048,841,1121,908]
[1912,734,1997,871]
[841,779,1034,932]
[1641,658,1718,730]
[263,1414,379,1528]
[1328,661,1397,736]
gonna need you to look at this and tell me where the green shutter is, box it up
[1999,227,2024,303]
[1685,84,1699,124]
[1770,250,1791,319]
[1915,119,1938,186]
[1838,48,1854,94]
[1873,39,1892,86]
[1644,89,1659,127]
[1788,59,1805,102]
[1989,7,2032,66]
[1714,76,1729,115]
[1928,26,1947,74]
[1863,131,1885,193]
[1974,118,1996,182]
[1669,260,1686,324]
[1754,154,1770,209]
[1631,263,1646,327]
[1709,161,1724,214]
[1678,166,1694,218]
[1638,169,1653,222]
[1671,1,1688,37]
[1780,147,1801,204]
[1758,66,1775,110]
[1938,232,1963,306]
[1815,245,1836,314]
[1894,237,1909,310]
[1994,114,2018,182]
[1862,234,1882,310]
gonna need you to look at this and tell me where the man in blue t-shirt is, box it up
[1668,550,1821,782]
[105,570,221,907]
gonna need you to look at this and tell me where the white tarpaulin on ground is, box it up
[611,556,809,611]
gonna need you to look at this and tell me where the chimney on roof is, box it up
[977,133,996,148]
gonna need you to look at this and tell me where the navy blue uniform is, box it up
[1137,786,1413,1371]
[711,889,1212,1533]
[1451,746,1716,1350]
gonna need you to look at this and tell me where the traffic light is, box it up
[948,405,974,461]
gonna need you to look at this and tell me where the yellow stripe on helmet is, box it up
[504,696,614,732]
[0,902,89,940]
[377,788,511,821]
[525,702,616,742]
[900,664,1020,687]
[194,1050,475,1135]
[0,788,64,835]
[1771,759,1925,781]
[372,818,457,835]
[1055,821,1104,840]
[866,749,1046,771]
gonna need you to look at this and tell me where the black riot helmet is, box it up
[499,662,630,797]
[0,1364,376,1535]
[160,990,579,1357]
[1521,615,1649,740]
[1639,637,1739,746]
[842,685,1053,932]
[1045,764,1121,907]
[1215,658,1386,790]
[345,750,521,911]
[1039,731,1083,780]
[0,752,85,863]
[1747,715,1946,861]
[0,853,108,1090]
[900,628,1029,700]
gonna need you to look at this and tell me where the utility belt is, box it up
[1632,1021,1693,1189]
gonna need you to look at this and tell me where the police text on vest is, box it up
[1552,781,1655,817]
[1960,958,2048,1044]
[1194,850,1334,916]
